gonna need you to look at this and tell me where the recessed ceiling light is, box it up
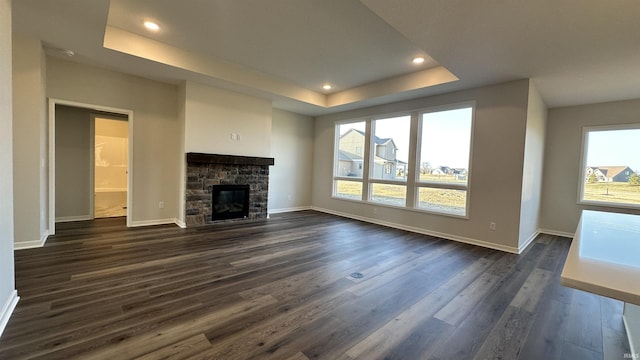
[143,21,160,31]
[323,84,332,90]
[412,57,425,64]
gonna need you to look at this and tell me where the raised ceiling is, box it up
[11,0,640,115]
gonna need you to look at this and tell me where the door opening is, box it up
[93,117,128,218]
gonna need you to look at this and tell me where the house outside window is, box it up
[332,103,474,217]
[579,124,640,208]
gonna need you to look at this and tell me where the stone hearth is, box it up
[185,153,274,226]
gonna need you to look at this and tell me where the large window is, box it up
[579,125,640,208]
[332,104,474,217]
[334,121,365,199]
[417,107,473,216]
[369,115,410,206]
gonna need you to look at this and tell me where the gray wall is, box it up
[0,0,17,335]
[55,105,91,220]
[518,83,547,247]
[47,57,180,226]
[540,98,640,235]
[269,108,314,212]
[313,80,531,252]
[12,33,47,247]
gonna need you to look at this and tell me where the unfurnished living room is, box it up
[1,0,640,359]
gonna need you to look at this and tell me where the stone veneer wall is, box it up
[185,153,274,226]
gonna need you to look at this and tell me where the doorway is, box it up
[93,116,128,218]
[49,99,133,234]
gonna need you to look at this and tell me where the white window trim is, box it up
[332,102,475,218]
[577,123,640,209]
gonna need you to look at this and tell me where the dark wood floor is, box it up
[0,211,631,359]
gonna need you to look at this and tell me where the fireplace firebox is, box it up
[211,185,250,221]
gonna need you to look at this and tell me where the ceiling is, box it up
[11,0,640,116]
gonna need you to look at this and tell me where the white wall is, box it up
[313,80,531,252]
[184,81,271,157]
[0,0,18,337]
[540,98,640,235]
[518,82,547,247]
[47,57,180,226]
[54,106,91,220]
[269,108,314,212]
[12,34,47,248]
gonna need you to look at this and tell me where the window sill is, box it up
[331,195,469,220]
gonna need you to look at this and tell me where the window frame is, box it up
[413,103,475,218]
[331,102,475,218]
[367,113,412,207]
[333,119,367,200]
[578,123,640,210]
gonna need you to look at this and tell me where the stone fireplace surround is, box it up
[185,153,274,226]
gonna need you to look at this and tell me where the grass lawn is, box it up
[335,179,466,215]
[584,182,640,205]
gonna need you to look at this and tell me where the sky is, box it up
[586,128,640,171]
[339,108,473,169]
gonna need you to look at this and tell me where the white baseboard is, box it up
[129,218,180,227]
[0,290,19,338]
[268,206,312,215]
[538,228,574,238]
[311,206,521,254]
[14,231,49,250]
[518,231,540,253]
[55,215,92,223]
[174,218,186,229]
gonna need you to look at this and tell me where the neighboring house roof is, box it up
[587,166,632,179]
[372,156,407,165]
[338,150,362,162]
[349,129,398,149]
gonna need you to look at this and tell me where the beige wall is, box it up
[540,98,640,235]
[47,57,180,226]
[269,109,314,212]
[518,82,547,247]
[313,80,531,252]
[12,33,47,247]
[0,0,17,334]
[55,105,91,220]
[184,81,271,157]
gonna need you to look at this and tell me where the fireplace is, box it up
[211,184,250,220]
[185,153,274,226]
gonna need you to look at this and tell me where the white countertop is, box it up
[560,210,640,306]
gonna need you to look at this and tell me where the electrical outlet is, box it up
[159,201,165,209]
[489,222,496,231]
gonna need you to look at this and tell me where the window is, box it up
[332,104,474,217]
[579,125,640,208]
[369,115,410,206]
[334,121,365,199]
[416,107,473,216]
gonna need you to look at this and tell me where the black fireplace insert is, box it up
[211,184,250,220]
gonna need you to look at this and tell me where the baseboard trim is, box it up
[0,290,19,338]
[268,206,312,215]
[174,219,186,229]
[55,215,92,223]
[14,231,49,250]
[539,228,574,238]
[129,218,180,227]
[311,206,520,254]
[518,231,539,253]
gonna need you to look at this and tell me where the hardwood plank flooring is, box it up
[0,211,631,359]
